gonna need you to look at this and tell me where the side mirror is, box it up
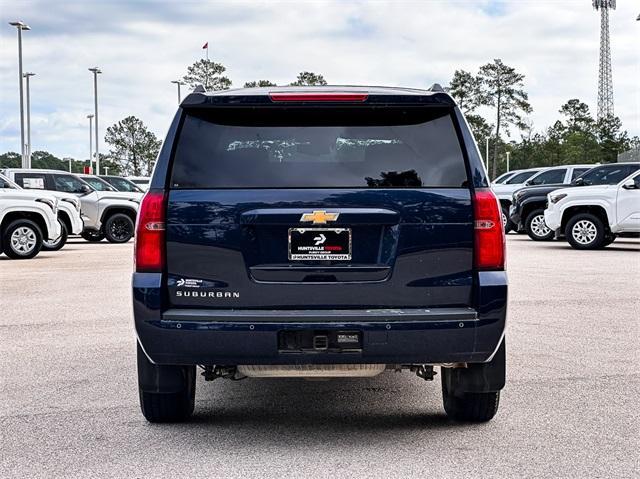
[573,178,584,186]
[524,180,532,186]
[622,179,638,190]
[80,184,92,194]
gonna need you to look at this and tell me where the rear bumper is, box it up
[133,271,507,366]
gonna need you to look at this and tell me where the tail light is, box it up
[473,189,505,270]
[269,92,368,102]
[135,190,166,273]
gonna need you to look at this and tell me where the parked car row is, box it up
[0,169,147,259]
[498,162,640,249]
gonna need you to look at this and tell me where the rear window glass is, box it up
[170,107,468,188]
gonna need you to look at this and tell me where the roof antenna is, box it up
[428,83,444,92]
[193,84,206,93]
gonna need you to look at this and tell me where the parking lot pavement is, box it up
[1,236,638,478]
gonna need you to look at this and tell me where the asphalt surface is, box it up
[1,235,639,478]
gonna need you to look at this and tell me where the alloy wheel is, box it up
[10,226,37,255]
[530,214,551,238]
[571,220,597,245]
[109,217,133,242]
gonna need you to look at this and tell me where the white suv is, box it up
[0,175,61,259]
[545,169,640,249]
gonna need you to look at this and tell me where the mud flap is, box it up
[137,342,195,394]
[442,339,506,395]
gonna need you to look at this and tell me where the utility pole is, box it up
[87,114,94,173]
[9,21,30,168]
[171,80,186,104]
[593,0,616,119]
[23,72,35,164]
[88,68,102,174]
[485,137,490,173]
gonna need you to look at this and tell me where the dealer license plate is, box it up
[288,228,351,261]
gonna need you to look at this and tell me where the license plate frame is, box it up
[288,228,352,261]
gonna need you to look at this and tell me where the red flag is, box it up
[202,42,208,49]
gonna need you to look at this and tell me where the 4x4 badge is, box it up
[300,210,339,224]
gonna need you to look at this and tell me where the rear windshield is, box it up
[170,107,468,188]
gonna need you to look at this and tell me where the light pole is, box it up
[88,67,102,174]
[485,137,490,173]
[87,114,94,173]
[64,157,73,173]
[104,167,109,175]
[171,80,186,104]
[506,151,511,172]
[9,21,31,168]
[23,72,35,164]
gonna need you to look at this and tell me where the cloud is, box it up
[0,0,638,160]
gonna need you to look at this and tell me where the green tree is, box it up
[478,59,532,178]
[183,59,232,91]
[596,114,630,163]
[104,116,161,176]
[558,99,599,164]
[290,71,327,86]
[0,151,21,169]
[448,70,484,114]
[559,99,594,132]
[244,80,277,88]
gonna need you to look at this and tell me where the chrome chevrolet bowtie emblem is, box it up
[300,210,339,224]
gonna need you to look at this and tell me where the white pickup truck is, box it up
[545,169,640,249]
[0,174,61,259]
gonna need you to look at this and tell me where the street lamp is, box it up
[87,114,94,173]
[23,72,35,164]
[9,21,31,168]
[171,80,186,104]
[88,67,102,174]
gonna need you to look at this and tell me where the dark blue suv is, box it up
[133,86,507,423]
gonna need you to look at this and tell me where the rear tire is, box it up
[442,379,500,423]
[2,219,43,259]
[137,344,196,423]
[525,209,554,241]
[81,230,105,242]
[565,213,605,250]
[42,220,68,251]
[104,213,134,243]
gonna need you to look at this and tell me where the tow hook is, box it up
[412,365,436,381]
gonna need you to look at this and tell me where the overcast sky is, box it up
[0,0,638,160]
